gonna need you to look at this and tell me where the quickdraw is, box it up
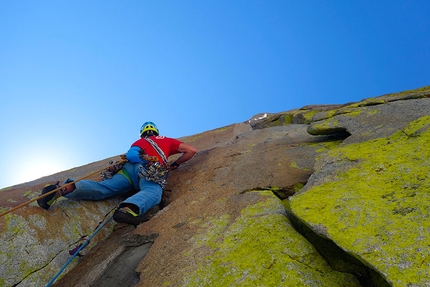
[138,162,169,187]
[46,214,114,286]
[100,155,128,180]
[68,235,90,257]
[139,150,159,164]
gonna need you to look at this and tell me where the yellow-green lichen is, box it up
[214,127,229,133]
[1,214,50,283]
[185,191,360,287]
[346,99,386,108]
[311,107,365,126]
[386,85,430,97]
[310,118,341,132]
[182,133,202,142]
[272,114,294,125]
[23,190,36,198]
[192,214,231,249]
[367,109,379,116]
[340,109,364,117]
[293,182,305,192]
[255,109,321,127]
[295,109,320,123]
[323,109,338,119]
[290,116,430,287]
[313,140,343,152]
[289,160,312,172]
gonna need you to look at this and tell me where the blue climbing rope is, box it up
[46,215,114,287]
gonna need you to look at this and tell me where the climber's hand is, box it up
[169,161,180,171]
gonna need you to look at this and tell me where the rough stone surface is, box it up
[290,115,430,287]
[0,85,429,287]
[0,195,120,286]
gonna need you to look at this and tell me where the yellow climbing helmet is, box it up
[140,121,159,137]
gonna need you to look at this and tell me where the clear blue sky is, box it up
[1,1,429,188]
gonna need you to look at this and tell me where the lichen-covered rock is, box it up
[308,97,430,144]
[0,196,119,286]
[307,86,430,137]
[289,116,430,286]
[3,85,430,287]
[248,105,344,129]
[129,123,360,287]
[184,190,361,287]
[2,123,332,287]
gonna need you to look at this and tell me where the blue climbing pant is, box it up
[64,162,163,214]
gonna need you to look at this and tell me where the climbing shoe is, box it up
[113,207,149,227]
[37,182,61,210]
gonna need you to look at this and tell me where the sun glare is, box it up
[18,159,66,184]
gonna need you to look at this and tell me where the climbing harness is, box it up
[45,213,114,286]
[138,137,170,187]
[144,137,169,165]
[0,158,127,218]
[138,162,169,187]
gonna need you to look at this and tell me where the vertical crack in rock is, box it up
[240,186,388,286]
[88,243,153,287]
[285,210,391,287]
[14,249,64,287]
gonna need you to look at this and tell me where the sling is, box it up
[138,137,170,187]
[143,137,168,166]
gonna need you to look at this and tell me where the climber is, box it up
[38,121,197,227]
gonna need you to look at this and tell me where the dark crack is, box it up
[285,211,391,287]
[307,126,352,139]
[122,233,159,247]
[240,185,305,200]
[88,244,152,287]
[12,249,64,286]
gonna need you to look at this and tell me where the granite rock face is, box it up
[291,93,430,286]
[0,86,429,287]
[0,159,123,286]
[0,184,122,286]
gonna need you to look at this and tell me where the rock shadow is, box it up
[89,243,152,287]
